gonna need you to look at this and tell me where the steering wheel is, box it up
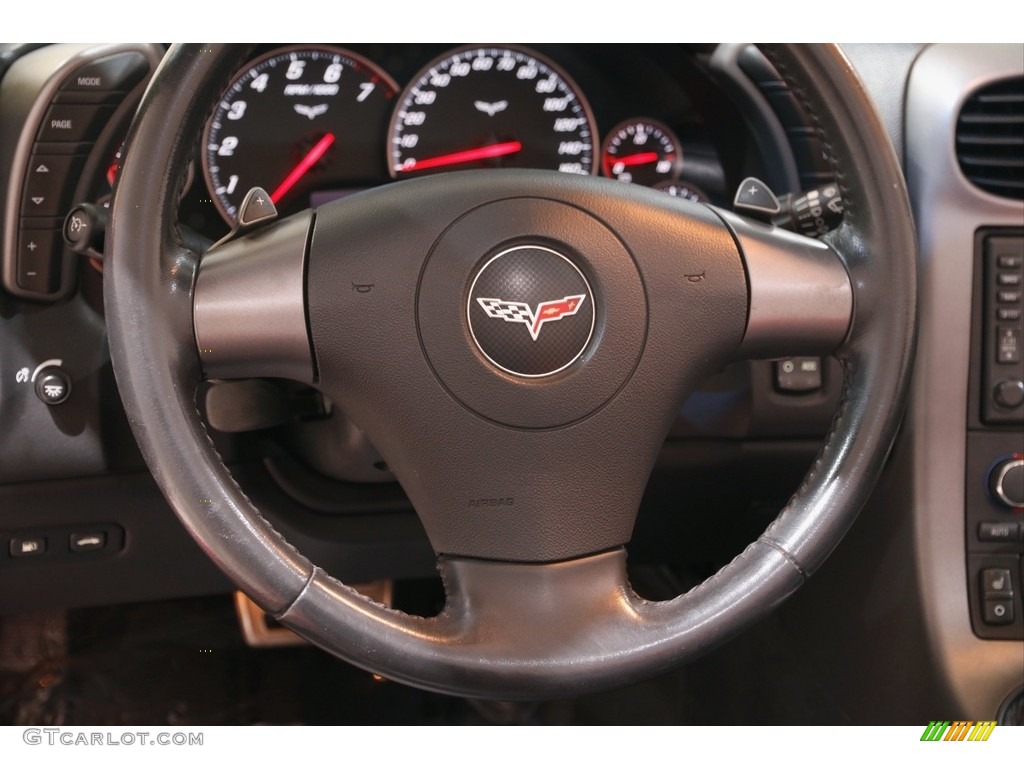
[105,44,915,699]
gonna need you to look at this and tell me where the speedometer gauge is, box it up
[202,46,397,224]
[388,46,597,178]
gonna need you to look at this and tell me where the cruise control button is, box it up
[983,600,1014,625]
[9,537,46,557]
[37,104,113,143]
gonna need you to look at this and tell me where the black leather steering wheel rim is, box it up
[105,44,916,699]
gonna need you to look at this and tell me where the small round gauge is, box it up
[389,46,597,178]
[653,180,709,202]
[203,46,398,224]
[601,118,682,186]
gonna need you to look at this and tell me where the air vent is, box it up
[956,77,1024,200]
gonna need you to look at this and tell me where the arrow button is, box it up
[22,154,86,216]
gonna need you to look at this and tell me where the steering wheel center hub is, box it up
[416,196,648,429]
[467,244,595,378]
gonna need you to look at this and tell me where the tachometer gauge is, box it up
[601,118,681,186]
[203,46,397,224]
[388,46,597,178]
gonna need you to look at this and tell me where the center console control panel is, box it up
[967,230,1024,640]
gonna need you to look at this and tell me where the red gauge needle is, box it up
[610,151,659,167]
[270,132,336,204]
[403,140,522,172]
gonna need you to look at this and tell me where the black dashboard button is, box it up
[37,104,114,143]
[997,327,1021,364]
[16,229,62,293]
[998,272,1022,287]
[983,600,1014,625]
[69,531,107,552]
[978,521,1021,542]
[58,51,148,95]
[34,368,71,406]
[993,379,1024,409]
[21,154,85,216]
[981,568,1014,598]
[775,357,823,393]
[9,537,46,558]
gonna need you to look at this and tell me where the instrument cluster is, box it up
[181,44,737,236]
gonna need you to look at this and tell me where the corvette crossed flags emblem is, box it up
[476,295,587,341]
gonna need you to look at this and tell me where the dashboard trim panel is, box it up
[906,42,1024,717]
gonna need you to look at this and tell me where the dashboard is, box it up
[0,43,1021,723]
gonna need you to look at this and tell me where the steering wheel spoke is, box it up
[193,211,314,383]
[715,209,853,360]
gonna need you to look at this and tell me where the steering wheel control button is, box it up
[57,52,149,98]
[9,536,47,558]
[468,245,594,378]
[69,531,108,553]
[22,154,85,216]
[33,367,71,405]
[236,187,277,229]
[16,229,62,293]
[774,357,822,393]
[64,202,106,256]
[37,104,114,144]
[733,176,781,219]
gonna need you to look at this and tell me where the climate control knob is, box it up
[990,455,1024,510]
